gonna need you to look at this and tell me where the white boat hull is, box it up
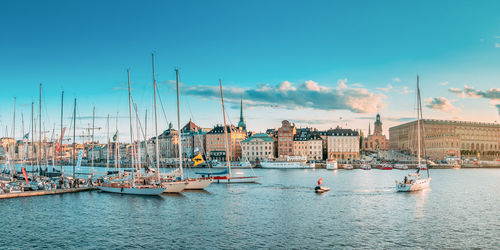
[260,161,314,169]
[213,176,261,183]
[97,185,166,195]
[184,178,213,190]
[162,181,188,193]
[326,162,338,170]
[396,177,431,192]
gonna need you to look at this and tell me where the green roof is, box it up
[241,133,274,143]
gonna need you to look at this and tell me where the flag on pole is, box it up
[23,132,29,139]
[192,153,205,167]
[113,131,118,142]
[317,178,323,186]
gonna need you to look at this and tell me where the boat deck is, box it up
[0,187,97,199]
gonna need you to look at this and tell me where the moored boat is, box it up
[326,159,338,170]
[261,156,315,169]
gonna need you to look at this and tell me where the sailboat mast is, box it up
[39,84,42,175]
[106,114,110,171]
[219,79,232,177]
[152,53,160,181]
[417,76,430,177]
[31,102,34,172]
[11,97,16,173]
[73,98,76,179]
[91,106,95,178]
[144,110,149,169]
[127,69,135,183]
[416,76,421,169]
[135,104,142,172]
[60,91,64,172]
[115,112,119,171]
[175,69,184,178]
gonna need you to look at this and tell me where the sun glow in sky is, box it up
[1,0,500,141]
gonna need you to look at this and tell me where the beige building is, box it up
[241,133,275,161]
[389,119,500,160]
[205,125,247,161]
[293,129,323,161]
[326,128,360,162]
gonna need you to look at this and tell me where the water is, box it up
[1,168,499,249]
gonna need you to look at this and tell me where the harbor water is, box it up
[1,167,499,249]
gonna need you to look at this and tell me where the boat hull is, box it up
[162,181,188,193]
[260,162,314,169]
[97,185,166,195]
[396,178,431,192]
[213,176,261,183]
[184,178,213,190]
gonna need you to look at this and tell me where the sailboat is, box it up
[396,76,431,192]
[202,79,260,184]
[97,69,166,195]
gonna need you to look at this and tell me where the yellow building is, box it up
[389,119,500,160]
[205,125,247,161]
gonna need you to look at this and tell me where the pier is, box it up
[0,187,97,199]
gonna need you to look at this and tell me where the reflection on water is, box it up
[1,167,499,248]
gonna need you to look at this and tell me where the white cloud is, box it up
[337,78,348,89]
[496,42,500,48]
[440,81,449,86]
[377,84,393,92]
[182,79,386,114]
[425,97,460,113]
[392,77,401,83]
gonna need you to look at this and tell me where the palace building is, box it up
[389,119,500,160]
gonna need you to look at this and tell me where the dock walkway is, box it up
[0,187,98,199]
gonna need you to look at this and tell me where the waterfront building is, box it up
[293,129,323,161]
[241,133,275,161]
[326,127,360,162]
[205,124,247,161]
[158,123,179,159]
[389,119,500,160]
[363,113,389,151]
[277,120,296,158]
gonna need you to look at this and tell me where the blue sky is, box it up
[1,0,500,141]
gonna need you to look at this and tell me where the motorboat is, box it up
[315,186,330,193]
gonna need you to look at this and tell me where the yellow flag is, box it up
[192,153,205,167]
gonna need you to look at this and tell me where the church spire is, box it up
[238,96,246,131]
[368,122,371,135]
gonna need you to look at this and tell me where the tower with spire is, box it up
[374,113,383,135]
[238,96,246,131]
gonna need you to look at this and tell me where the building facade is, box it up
[389,119,500,160]
[293,129,323,161]
[277,120,296,158]
[241,133,275,161]
[205,125,247,161]
[326,128,360,162]
[363,113,389,151]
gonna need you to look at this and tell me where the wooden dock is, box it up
[0,187,98,199]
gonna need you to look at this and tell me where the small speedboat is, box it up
[315,186,330,193]
[343,164,353,170]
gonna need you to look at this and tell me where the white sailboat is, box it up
[97,69,166,195]
[209,79,260,184]
[396,76,431,192]
[149,55,189,193]
[172,68,212,190]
